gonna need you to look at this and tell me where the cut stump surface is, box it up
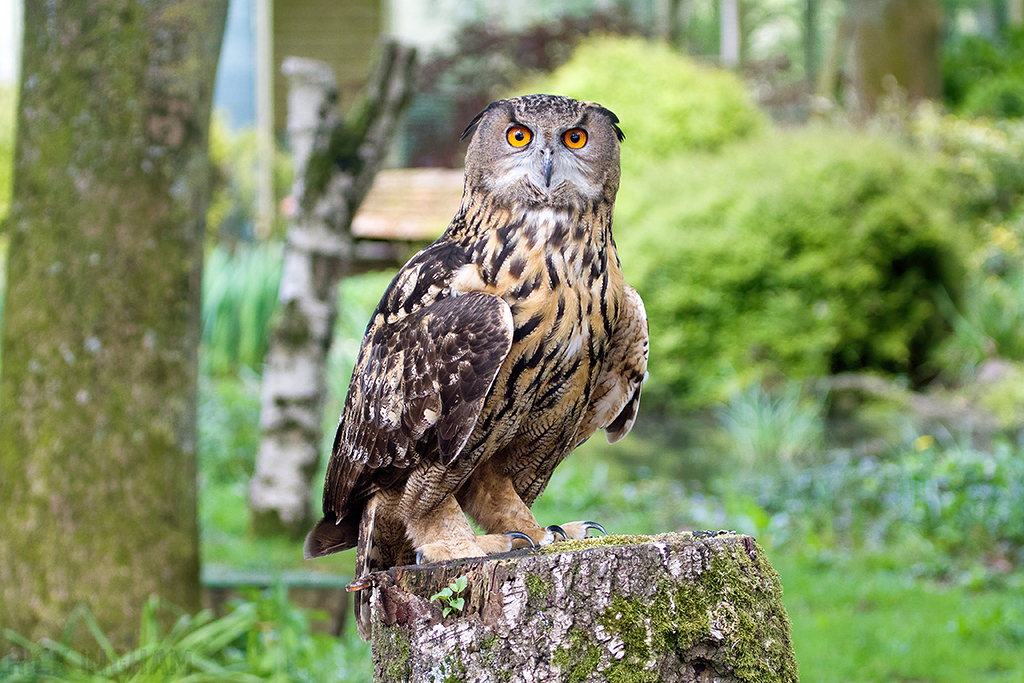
[365,531,798,682]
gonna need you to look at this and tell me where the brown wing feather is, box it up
[304,291,513,558]
[576,285,649,445]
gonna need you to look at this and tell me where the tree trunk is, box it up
[365,532,798,682]
[720,0,743,67]
[804,0,819,91]
[0,0,228,648]
[847,0,941,114]
[249,42,416,536]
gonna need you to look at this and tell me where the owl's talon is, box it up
[505,531,535,548]
[556,521,609,540]
[415,549,426,565]
[547,525,567,541]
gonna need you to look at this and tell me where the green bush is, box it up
[962,70,1024,120]
[913,105,1024,223]
[519,36,765,169]
[615,127,971,409]
[207,114,293,244]
[943,30,1024,119]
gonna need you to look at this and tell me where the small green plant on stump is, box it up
[431,575,469,617]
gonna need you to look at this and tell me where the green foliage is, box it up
[0,588,371,683]
[207,115,293,244]
[943,29,1024,119]
[0,84,12,372]
[519,36,765,168]
[430,575,469,617]
[0,236,6,374]
[3,598,259,682]
[962,71,1024,119]
[201,243,283,376]
[912,107,1024,376]
[616,126,970,409]
[717,381,824,467]
[0,85,14,226]
[199,369,262,484]
[913,105,1024,222]
[233,583,370,682]
[748,439,1024,566]
[938,267,1024,370]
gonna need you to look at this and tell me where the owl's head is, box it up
[460,94,624,210]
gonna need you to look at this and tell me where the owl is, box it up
[304,94,649,639]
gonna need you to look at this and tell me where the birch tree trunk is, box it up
[720,0,743,67]
[0,0,227,647]
[366,532,798,683]
[250,42,416,536]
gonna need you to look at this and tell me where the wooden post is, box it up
[365,532,798,682]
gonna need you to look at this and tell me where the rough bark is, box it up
[366,532,798,683]
[0,0,228,648]
[250,42,416,536]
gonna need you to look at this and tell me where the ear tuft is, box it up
[586,102,625,142]
[461,101,503,141]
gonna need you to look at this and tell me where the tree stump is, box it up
[364,532,798,682]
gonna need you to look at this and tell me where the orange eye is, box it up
[563,128,587,149]
[506,126,532,147]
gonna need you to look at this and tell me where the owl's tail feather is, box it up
[354,496,379,641]
[302,510,361,559]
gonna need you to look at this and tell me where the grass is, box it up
[777,550,1024,683]
[2,586,373,683]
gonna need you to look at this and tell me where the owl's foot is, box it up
[413,523,607,563]
[415,531,534,565]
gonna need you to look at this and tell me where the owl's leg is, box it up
[405,493,524,563]
[457,459,604,549]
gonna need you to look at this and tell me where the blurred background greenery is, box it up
[3,0,1024,680]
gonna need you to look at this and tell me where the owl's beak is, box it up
[542,148,553,188]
